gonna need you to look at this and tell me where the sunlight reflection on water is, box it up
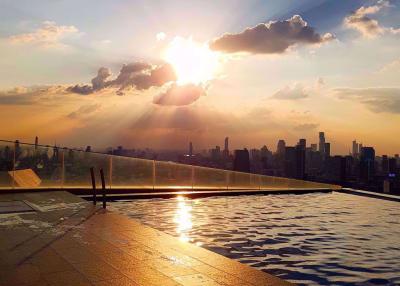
[110,192,400,286]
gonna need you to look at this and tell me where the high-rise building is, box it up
[310,144,318,152]
[298,139,306,149]
[284,147,296,178]
[223,137,229,157]
[319,132,325,155]
[360,147,375,182]
[382,155,389,174]
[324,143,331,158]
[233,149,250,172]
[211,146,221,160]
[284,145,305,179]
[352,140,359,157]
[34,136,39,150]
[388,158,397,175]
[277,140,286,155]
[330,155,347,182]
[189,142,193,157]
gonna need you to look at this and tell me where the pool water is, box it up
[109,192,400,286]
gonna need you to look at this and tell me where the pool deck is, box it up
[0,191,293,286]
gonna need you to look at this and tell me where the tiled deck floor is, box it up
[0,192,292,286]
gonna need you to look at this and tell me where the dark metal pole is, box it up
[90,167,96,205]
[100,168,106,209]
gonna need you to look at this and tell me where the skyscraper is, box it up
[310,144,318,152]
[324,142,331,158]
[298,139,306,149]
[319,132,325,155]
[284,145,305,179]
[223,137,229,157]
[34,136,38,150]
[360,147,375,182]
[233,149,250,172]
[352,140,359,157]
[277,140,286,155]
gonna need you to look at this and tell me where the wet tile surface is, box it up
[0,191,293,286]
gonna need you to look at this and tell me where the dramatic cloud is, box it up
[91,67,111,90]
[153,84,205,106]
[68,62,176,95]
[272,83,308,100]
[344,1,399,38]
[209,15,334,54]
[334,87,400,114]
[8,21,79,48]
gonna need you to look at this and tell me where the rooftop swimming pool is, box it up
[109,192,400,286]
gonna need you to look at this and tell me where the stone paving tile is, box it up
[1,192,294,286]
[173,273,222,286]
[44,269,92,286]
[53,244,101,265]
[93,276,141,286]
[72,260,124,282]
[122,265,182,286]
[27,248,75,274]
[192,264,254,286]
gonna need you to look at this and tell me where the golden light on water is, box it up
[174,196,193,242]
[164,37,220,85]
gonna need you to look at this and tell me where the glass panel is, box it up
[155,161,192,189]
[64,150,110,189]
[111,156,153,190]
[0,140,341,191]
[193,166,227,190]
[0,141,14,189]
[13,143,63,189]
[229,171,252,189]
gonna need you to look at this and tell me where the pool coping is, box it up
[337,188,400,202]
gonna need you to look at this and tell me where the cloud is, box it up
[209,15,334,54]
[272,83,308,100]
[8,21,79,48]
[334,87,400,114]
[68,62,176,95]
[153,84,205,106]
[293,123,319,131]
[67,104,102,119]
[344,0,399,38]
[91,67,112,90]
[378,58,400,74]
[0,86,69,105]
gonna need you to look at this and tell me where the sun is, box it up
[163,37,220,85]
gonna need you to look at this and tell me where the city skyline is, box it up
[1,0,400,154]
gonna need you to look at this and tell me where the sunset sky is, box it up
[0,0,399,155]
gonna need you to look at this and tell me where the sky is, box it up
[0,0,399,155]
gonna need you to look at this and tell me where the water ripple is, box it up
[110,192,400,286]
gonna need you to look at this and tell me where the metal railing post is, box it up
[12,141,16,189]
[100,168,106,209]
[61,150,65,189]
[90,167,96,205]
[191,165,194,190]
[109,156,113,189]
[226,171,229,190]
[152,160,156,190]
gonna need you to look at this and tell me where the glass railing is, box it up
[0,140,340,191]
